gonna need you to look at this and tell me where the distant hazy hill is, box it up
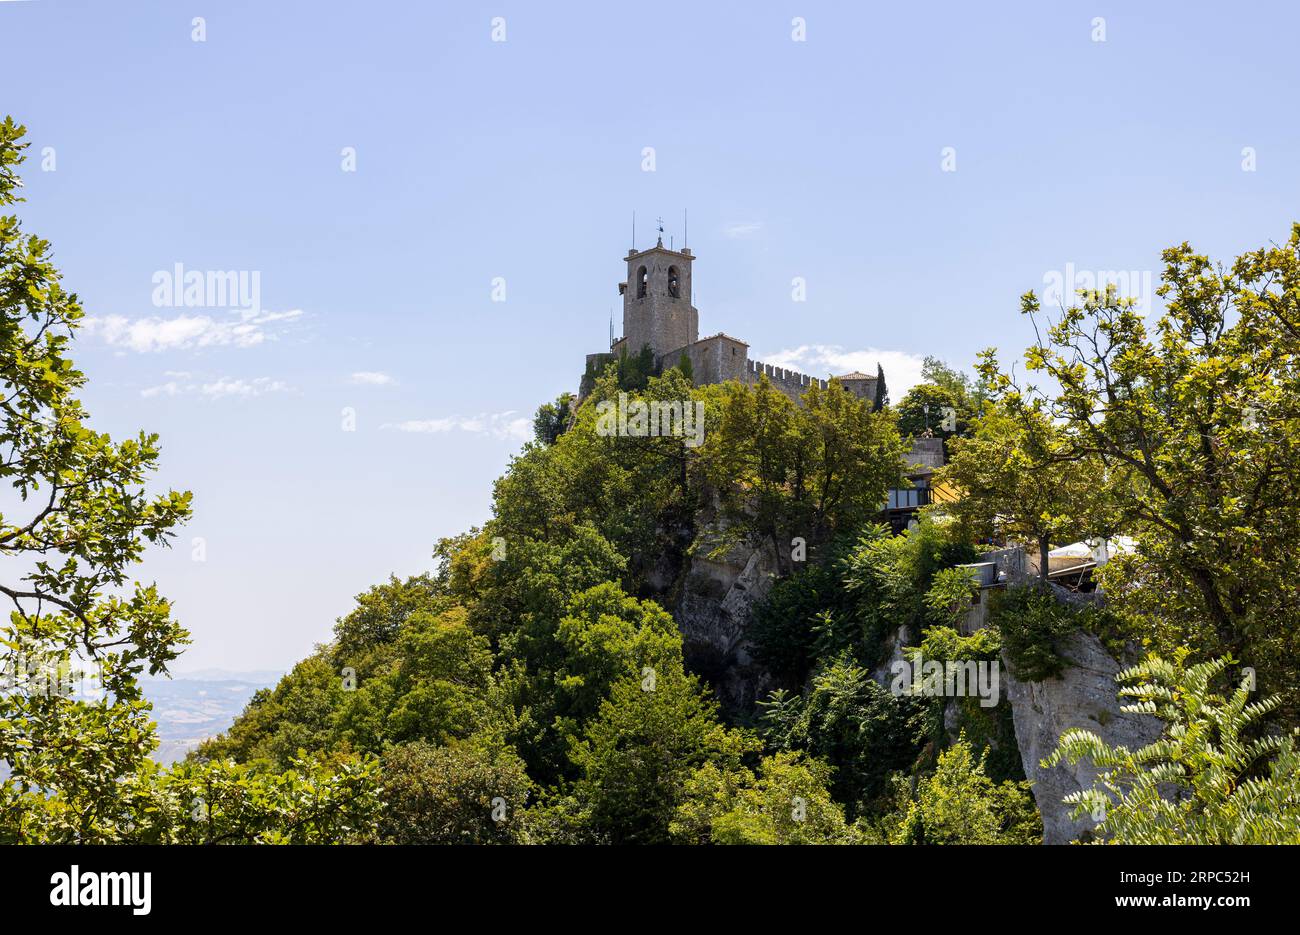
[142,671,282,764]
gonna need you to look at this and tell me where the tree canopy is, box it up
[7,110,1297,847]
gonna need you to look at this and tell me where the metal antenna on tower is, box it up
[631,211,636,250]
[684,209,688,248]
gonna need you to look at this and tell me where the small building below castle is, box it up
[584,238,883,406]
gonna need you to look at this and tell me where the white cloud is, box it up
[383,411,532,442]
[200,377,290,399]
[141,376,291,399]
[349,371,395,386]
[140,381,185,398]
[86,309,304,353]
[761,344,929,398]
[722,221,764,239]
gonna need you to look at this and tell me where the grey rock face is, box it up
[672,533,780,714]
[658,511,1164,845]
[869,625,910,688]
[1003,629,1163,844]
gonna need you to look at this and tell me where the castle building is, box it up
[584,238,882,405]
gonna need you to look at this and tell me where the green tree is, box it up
[614,344,658,391]
[490,367,691,589]
[0,117,193,838]
[937,404,1099,581]
[373,737,533,844]
[923,566,978,628]
[890,738,1041,844]
[986,583,1124,684]
[331,573,445,673]
[337,606,500,752]
[552,582,683,728]
[750,560,845,685]
[196,655,348,769]
[761,653,928,817]
[564,666,754,843]
[532,392,573,446]
[672,751,860,844]
[448,524,626,648]
[199,581,487,769]
[911,624,1022,781]
[894,357,984,449]
[921,356,987,407]
[1046,651,1300,844]
[987,230,1300,699]
[0,752,380,844]
[702,377,904,573]
[896,383,964,447]
[872,362,888,411]
[838,517,977,647]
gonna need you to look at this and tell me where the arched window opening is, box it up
[637,266,648,298]
[668,266,680,298]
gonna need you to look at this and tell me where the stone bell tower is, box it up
[618,237,698,361]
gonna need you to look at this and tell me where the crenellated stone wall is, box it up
[742,358,830,402]
[584,242,883,408]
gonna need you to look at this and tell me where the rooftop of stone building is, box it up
[625,241,693,259]
[834,371,875,380]
[696,332,749,345]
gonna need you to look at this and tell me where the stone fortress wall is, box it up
[743,359,828,399]
[585,238,881,406]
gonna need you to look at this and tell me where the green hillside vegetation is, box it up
[2,115,1297,844]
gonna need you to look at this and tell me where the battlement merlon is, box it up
[741,359,879,405]
[744,358,826,402]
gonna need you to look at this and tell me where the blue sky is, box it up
[4,0,1298,671]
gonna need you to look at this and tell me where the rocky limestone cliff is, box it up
[653,511,1165,843]
[668,520,780,715]
[1003,629,1163,844]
